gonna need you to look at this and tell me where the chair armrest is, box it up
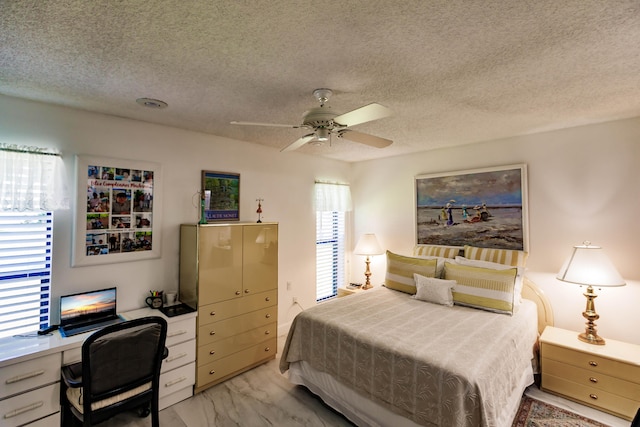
[162,347,169,360]
[61,362,83,388]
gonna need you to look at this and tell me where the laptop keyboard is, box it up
[61,317,124,337]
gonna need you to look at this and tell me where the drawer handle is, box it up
[5,370,45,384]
[266,314,271,319]
[209,331,216,336]
[209,369,216,375]
[3,401,44,419]
[265,330,270,335]
[265,347,270,352]
[589,377,598,383]
[244,289,250,294]
[235,291,241,296]
[210,311,216,316]
[265,297,271,301]
[168,330,187,338]
[164,376,187,388]
[589,393,598,400]
[209,350,216,355]
[166,352,187,363]
[588,360,598,367]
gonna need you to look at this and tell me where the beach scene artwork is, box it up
[415,165,527,250]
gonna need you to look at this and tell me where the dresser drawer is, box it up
[166,317,196,347]
[198,307,277,346]
[543,357,640,399]
[198,289,276,326]
[159,361,195,399]
[542,342,640,382]
[198,323,276,365]
[162,339,196,373]
[543,374,637,420]
[196,338,276,388]
[0,353,61,399]
[0,382,60,427]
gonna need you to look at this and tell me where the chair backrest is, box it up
[80,316,167,412]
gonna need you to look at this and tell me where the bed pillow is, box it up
[444,261,518,315]
[413,244,460,259]
[385,251,438,294]
[412,255,447,278]
[463,245,528,267]
[455,255,525,306]
[412,274,455,306]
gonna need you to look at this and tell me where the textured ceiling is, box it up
[1,1,640,162]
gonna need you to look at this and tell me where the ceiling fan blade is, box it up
[333,103,392,127]
[280,134,316,152]
[231,121,301,128]
[338,130,393,148]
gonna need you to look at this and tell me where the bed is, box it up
[280,246,553,427]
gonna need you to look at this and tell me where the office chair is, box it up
[61,316,168,427]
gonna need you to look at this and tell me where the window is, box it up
[0,211,53,338]
[315,182,351,302]
[316,211,346,301]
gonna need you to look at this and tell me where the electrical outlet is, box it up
[292,296,298,304]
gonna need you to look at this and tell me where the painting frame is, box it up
[72,154,163,267]
[415,164,529,251]
[201,170,240,222]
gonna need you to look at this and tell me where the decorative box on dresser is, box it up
[179,222,278,393]
[540,326,640,421]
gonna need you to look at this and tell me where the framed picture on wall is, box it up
[201,170,240,222]
[415,164,529,251]
[72,155,163,267]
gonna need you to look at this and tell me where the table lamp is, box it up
[556,241,625,345]
[354,233,384,290]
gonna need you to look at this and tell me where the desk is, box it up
[0,307,196,427]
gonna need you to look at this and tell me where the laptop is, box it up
[59,287,124,337]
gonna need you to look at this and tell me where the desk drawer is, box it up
[166,317,196,347]
[543,374,637,420]
[198,307,276,346]
[542,343,640,382]
[0,382,59,427]
[196,338,276,388]
[159,361,195,400]
[162,340,196,373]
[0,353,61,399]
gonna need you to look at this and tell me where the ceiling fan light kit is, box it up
[231,88,393,152]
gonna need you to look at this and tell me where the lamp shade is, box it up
[354,233,384,256]
[556,242,625,287]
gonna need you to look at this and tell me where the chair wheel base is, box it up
[138,406,151,418]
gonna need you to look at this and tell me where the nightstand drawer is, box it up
[543,374,637,420]
[543,358,640,399]
[542,343,640,382]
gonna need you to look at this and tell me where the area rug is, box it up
[512,395,611,427]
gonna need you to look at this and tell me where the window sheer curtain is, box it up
[0,144,69,212]
[315,182,352,212]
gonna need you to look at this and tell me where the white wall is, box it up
[351,118,640,345]
[0,95,349,335]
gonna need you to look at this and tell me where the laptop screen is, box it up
[60,287,117,327]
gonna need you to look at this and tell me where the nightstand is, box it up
[540,326,640,421]
[337,286,366,297]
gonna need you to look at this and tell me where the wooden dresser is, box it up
[179,223,278,393]
[540,326,640,420]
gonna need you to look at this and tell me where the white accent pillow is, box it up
[454,256,525,305]
[412,274,455,306]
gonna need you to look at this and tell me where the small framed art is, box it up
[202,170,240,222]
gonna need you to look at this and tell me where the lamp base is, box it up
[578,331,605,345]
[579,285,605,345]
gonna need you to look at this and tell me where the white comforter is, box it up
[280,287,538,427]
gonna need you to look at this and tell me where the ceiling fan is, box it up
[231,88,393,152]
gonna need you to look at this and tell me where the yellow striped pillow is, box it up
[463,245,528,267]
[413,245,460,259]
[385,251,438,294]
[444,261,517,315]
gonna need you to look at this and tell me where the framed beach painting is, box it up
[415,164,529,251]
[72,155,162,266]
